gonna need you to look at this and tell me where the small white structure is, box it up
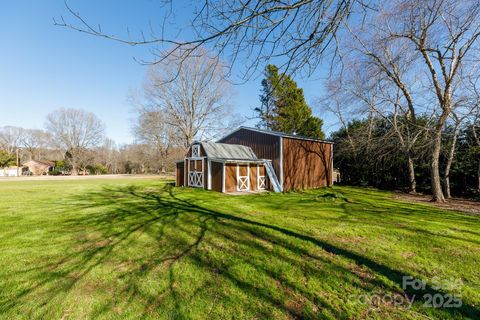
[0,167,23,177]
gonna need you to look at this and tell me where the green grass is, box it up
[0,177,479,319]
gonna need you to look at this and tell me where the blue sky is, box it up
[0,1,337,144]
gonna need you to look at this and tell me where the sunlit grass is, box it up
[0,178,479,319]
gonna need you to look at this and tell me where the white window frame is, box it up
[222,163,226,192]
[207,160,212,190]
[191,144,201,158]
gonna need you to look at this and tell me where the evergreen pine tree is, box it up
[256,64,324,139]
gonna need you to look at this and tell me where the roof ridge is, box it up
[198,141,258,160]
[233,126,334,143]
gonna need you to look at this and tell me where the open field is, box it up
[0,174,174,182]
[0,177,479,319]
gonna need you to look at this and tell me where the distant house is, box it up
[23,160,55,176]
[175,127,333,193]
[0,166,24,177]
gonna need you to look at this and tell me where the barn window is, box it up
[192,144,200,157]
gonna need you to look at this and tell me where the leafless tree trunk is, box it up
[442,114,463,198]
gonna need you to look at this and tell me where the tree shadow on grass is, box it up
[3,183,479,319]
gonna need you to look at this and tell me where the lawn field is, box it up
[0,177,479,319]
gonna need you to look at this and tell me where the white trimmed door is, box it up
[236,164,250,191]
[188,159,204,188]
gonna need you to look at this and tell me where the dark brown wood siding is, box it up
[210,161,223,192]
[184,160,187,186]
[176,162,184,186]
[218,128,281,178]
[282,138,333,191]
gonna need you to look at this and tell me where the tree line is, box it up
[329,117,479,199]
[320,0,480,201]
[0,120,182,176]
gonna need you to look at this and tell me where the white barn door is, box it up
[188,159,204,188]
[236,164,250,191]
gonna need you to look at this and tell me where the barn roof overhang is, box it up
[209,158,270,164]
[186,141,258,160]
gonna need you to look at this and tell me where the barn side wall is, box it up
[282,138,333,191]
[176,162,184,186]
[175,162,185,187]
[184,160,187,186]
[218,129,281,179]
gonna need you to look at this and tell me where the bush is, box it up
[87,164,108,175]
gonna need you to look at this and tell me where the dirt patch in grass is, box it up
[394,193,480,215]
[273,279,306,319]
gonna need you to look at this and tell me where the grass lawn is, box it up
[0,177,479,319]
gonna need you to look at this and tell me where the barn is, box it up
[175,127,333,193]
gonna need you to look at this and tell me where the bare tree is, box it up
[0,126,23,154]
[342,11,432,193]
[381,0,480,202]
[45,108,106,175]
[19,129,52,161]
[324,60,427,193]
[139,47,236,148]
[339,0,480,201]
[55,1,358,78]
[132,109,177,173]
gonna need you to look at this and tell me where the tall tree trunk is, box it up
[443,176,451,199]
[442,126,460,199]
[71,164,78,176]
[477,159,480,195]
[407,154,416,193]
[431,129,445,202]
